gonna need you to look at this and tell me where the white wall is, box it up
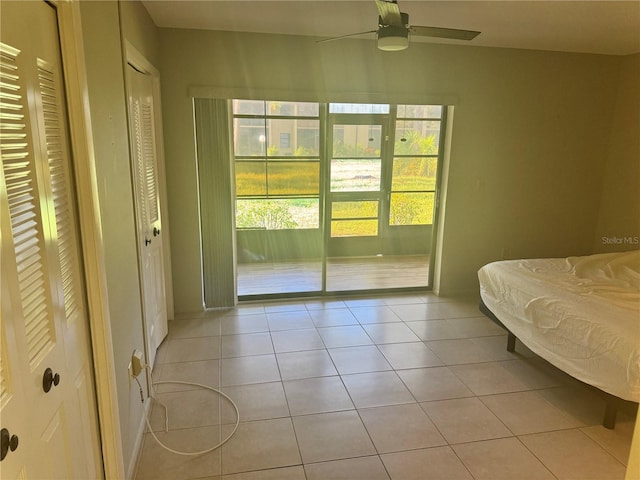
[159,29,627,311]
[79,1,160,474]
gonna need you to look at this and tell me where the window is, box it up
[329,103,390,114]
[232,100,445,231]
[280,132,290,149]
[331,201,379,237]
[330,124,383,193]
[389,105,443,226]
[233,100,321,230]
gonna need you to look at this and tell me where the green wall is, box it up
[80,1,161,475]
[159,28,636,311]
[594,53,640,251]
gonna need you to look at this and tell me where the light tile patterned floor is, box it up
[134,294,636,480]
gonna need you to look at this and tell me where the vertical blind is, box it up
[194,98,237,307]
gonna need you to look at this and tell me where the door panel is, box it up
[1,2,101,477]
[0,286,31,479]
[33,407,74,479]
[325,108,440,291]
[70,364,101,476]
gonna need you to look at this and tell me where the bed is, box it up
[477,250,640,428]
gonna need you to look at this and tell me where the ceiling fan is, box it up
[319,0,481,51]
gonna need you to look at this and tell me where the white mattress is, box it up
[478,250,640,402]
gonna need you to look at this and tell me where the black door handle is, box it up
[43,367,61,393]
[153,227,160,237]
[145,238,151,246]
[1,428,18,461]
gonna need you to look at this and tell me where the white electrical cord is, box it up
[134,366,240,456]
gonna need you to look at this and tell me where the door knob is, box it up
[43,367,61,393]
[153,227,160,237]
[1,428,18,461]
[145,238,151,246]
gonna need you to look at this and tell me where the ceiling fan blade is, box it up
[376,0,403,27]
[410,25,481,41]
[316,30,377,44]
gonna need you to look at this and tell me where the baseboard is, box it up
[433,286,479,299]
[128,399,151,480]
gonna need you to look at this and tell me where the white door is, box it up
[0,1,102,478]
[126,64,168,369]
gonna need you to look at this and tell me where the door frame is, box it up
[124,40,174,325]
[124,42,172,376]
[53,1,125,477]
[231,101,447,298]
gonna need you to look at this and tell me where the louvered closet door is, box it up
[0,2,101,478]
[126,64,167,369]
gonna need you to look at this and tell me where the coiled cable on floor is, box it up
[135,366,240,456]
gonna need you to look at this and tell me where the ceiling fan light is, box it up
[377,26,409,51]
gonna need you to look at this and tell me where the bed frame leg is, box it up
[506,332,516,352]
[603,398,618,429]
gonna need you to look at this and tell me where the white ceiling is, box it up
[141,1,640,56]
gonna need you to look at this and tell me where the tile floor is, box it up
[134,294,636,480]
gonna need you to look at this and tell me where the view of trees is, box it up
[236,199,319,230]
[394,128,438,155]
[390,193,435,226]
[236,200,298,230]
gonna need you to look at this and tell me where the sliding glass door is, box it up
[229,100,445,298]
[385,104,443,258]
[324,105,442,292]
[233,100,323,295]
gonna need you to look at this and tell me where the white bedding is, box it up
[478,250,640,402]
